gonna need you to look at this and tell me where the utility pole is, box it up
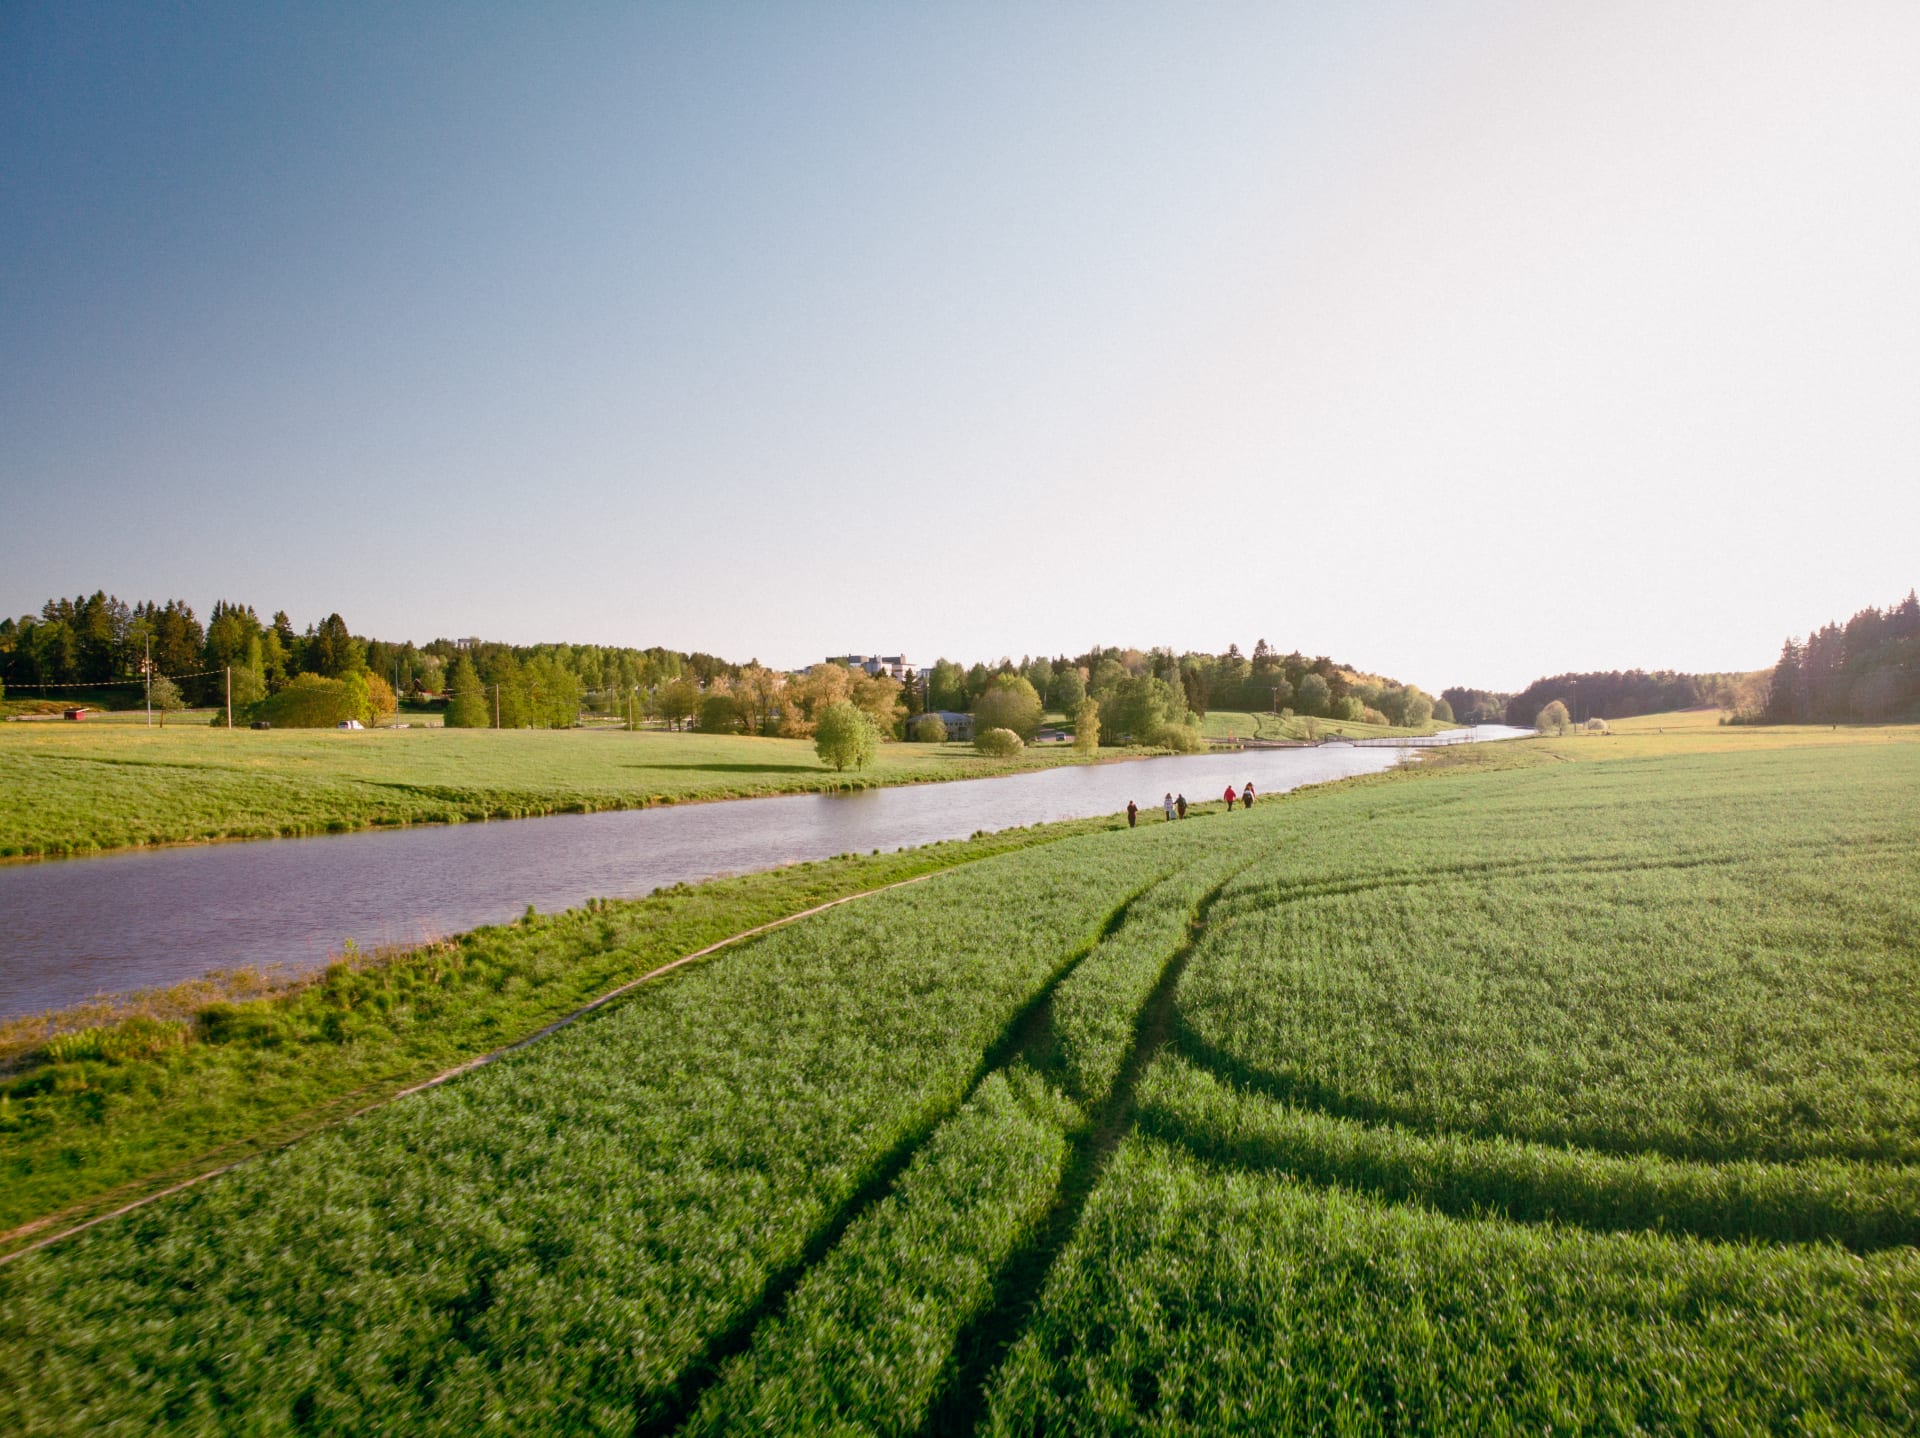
[494,683,500,729]
[145,635,152,728]
[226,666,232,730]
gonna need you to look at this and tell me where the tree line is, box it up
[1764,589,1920,724]
[0,592,744,728]
[0,592,1446,741]
[914,642,1444,733]
[1494,669,1752,728]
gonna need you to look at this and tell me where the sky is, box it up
[4,2,1918,693]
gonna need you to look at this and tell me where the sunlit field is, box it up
[3,719,1916,1431]
[0,722,1121,859]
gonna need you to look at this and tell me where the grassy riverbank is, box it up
[0,814,1133,1246]
[0,707,1459,861]
[4,716,1916,1430]
[0,723,1140,860]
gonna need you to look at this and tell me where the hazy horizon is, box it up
[5,4,1918,693]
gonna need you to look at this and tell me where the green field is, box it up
[0,722,1123,859]
[3,721,1917,1431]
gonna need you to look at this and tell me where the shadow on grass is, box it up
[624,762,823,776]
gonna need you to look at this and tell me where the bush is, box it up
[697,695,744,735]
[815,701,880,771]
[1536,699,1572,735]
[1158,722,1205,754]
[249,674,357,729]
[911,714,948,743]
[974,727,1023,758]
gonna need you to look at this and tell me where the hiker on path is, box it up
[1223,784,1237,811]
[1163,793,1176,822]
[1175,793,1188,819]
[1242,782,1255,810]
[1126,799,1138,828]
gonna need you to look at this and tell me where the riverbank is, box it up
[0,716,1450,862]
[5,717,1915,1429]
[0,725,1104,861]
[0,733,1484,1250]
[0,813,1132,1251]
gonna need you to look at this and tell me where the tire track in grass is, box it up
[632,875,1173,1438]
[1134,1055,1920,1254]
[919,869,1244,1438]
[0,872,950,1269]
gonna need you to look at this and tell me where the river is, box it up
[0,727,1528,1017]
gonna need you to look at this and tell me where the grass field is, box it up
[0,722,1131,859]
[2,717,1917,1431]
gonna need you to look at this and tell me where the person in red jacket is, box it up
[1223,783,1238,812]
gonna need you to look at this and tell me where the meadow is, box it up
[0,722,1120,859]
[0,701,1456,860]
[2,717,1917,1431]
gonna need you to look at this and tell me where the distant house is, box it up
[925,709,974,741]
[821,654,911,681]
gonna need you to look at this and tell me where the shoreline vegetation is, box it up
[0,815,1129,1250]
[0,712,1448,862]
[2,712,1915,1427]
[3,711,1907,1253]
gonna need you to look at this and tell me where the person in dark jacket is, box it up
[1126,799,1138,828]
[1175,793,1188,819]
[1242,782,1255,809]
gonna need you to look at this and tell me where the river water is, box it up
[0,727,1527,1017]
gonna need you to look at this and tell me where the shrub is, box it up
[249,674,357,728]
[815,701,880,771]
[974,727,1023,758]
[911,714,948,743]
[1158,722,1205,754]
[697,695,744,735]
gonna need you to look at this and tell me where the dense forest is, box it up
[0,591,1444,738]
[1764,590,1920,723]
[1495,670,1752,728]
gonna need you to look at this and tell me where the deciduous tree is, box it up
[814,701,878,771]
[972,675,1042,741]
[1073,697,1100,752]
[444,654,490,728]
[660,678,700,731]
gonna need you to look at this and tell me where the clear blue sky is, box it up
[5,2,1917,692]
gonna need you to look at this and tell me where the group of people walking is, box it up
[1125,781,1255,827]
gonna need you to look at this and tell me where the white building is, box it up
[820,654,911,681]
